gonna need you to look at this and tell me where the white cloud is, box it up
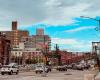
[0,27,11,31]
[0,0,93,28]
[52,38,91,51]
[0,0,99,29]
[64,26,96,33]
[42,3,91,25]
[52,38,77,45]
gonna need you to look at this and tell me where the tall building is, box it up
[36,28,44,35]
[0,21,29,48]
[20,28,51,52]
[20,36,36,50]
[34,28,51,52]
[0,33,11,65]
[12,21,17,30]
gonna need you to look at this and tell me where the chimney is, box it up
[12,21,17,30]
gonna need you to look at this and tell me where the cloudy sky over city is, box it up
[0,0,100,51]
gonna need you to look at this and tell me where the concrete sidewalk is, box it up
[95,72,100,80]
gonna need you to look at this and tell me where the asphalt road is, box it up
[0,69,95,80]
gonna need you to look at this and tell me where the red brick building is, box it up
[0,21,29,48]
[48,51,89,65]
[0,33,11,65]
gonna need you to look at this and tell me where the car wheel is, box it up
[35,71,38,74]
[9,71,13,75]
[46,70,49,73]
[50,69,51,72]
[1,72,4,75]
[16,70,19,75]
[40,71,42,74]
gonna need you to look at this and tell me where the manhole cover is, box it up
[64,73,72,75]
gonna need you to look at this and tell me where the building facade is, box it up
[10,48,43,65]
[92,42,100,65]
[33,28,51,51]
[0,21,29,48]
[92,42,100,53]
[21,28,51,52]
[0,21,51,65]
[33,35,51,51]
[0,33,11,65]
[36,28,44,35]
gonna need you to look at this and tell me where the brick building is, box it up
[48,51,88,65]
[10,48,43,65]
[36,28,44,35]
[0,33,11,65]
[33,28,51,51]
[0,21,29,48]
[21,28,51,52]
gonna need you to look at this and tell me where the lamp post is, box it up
[80,16,100,71]
[80,16,100,31]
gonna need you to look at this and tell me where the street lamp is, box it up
[80,16,100,71]
[80,16,100,31]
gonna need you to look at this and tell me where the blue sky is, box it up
[19,17,100,52]
[0,0,100,52]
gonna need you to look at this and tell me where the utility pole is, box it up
[55,44,61,66]
[80,16,100,71]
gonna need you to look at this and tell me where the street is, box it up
[0,69,96,80]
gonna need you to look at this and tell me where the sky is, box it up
[0,0,100,52]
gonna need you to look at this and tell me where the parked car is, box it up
[0,63,19,75]
[46,66,52,72]
[83,64,90,70]
[71,63,77,70]
[35,65,51,74]
[56,65,67,71]
[76,64,84,70]
[67,65,72,69]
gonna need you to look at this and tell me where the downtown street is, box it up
[0,69,96,80]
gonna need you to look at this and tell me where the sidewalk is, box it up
[84,67,99,80]
[95,72,100,80]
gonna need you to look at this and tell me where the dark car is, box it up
[83,64,90,70]
[56,65,67,71]
[46,66,52,72]
[67,65,72,69]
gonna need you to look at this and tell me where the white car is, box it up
[0,64,19,75]
[35,65,50,74]
[76,64,84,70]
